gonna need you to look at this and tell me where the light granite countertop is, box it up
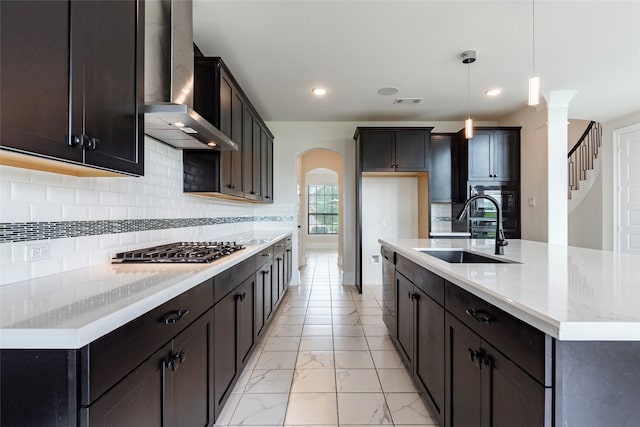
[0,231,290,349]
[379,238,640,341]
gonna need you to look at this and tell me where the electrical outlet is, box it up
[370,255,380,264]
[26,243,51,261]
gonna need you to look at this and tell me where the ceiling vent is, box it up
[393,98,423,104]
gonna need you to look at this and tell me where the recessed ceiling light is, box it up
[207,142,217,147]
[312,88,327,96]
[378,87,399,96]
[173,122,185,127]
[485,88,502,97]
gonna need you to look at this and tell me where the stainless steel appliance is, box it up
[112,242,245,263]
[462,184,520,239]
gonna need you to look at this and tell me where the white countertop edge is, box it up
[0,232,290,349]
[378,238,640,343]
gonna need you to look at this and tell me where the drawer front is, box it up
[395,254,414,282]
[273,238,286,256]
[413,266,444,306]
[445,282,550,385]
[255,246,273,269]
[214,256,256,304]
[82,278,215,405]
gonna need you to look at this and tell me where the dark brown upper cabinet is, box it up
[0,0,144,177]
[189,57,273,203]
[429,133,458,203]
[458,128,521,182]
[355,127,433,172]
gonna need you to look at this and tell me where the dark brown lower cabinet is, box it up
[445,313,548,427]
[214,274,256,418]
[414,286,445,425]
[83,310,214,427]
[396,272,414,365]
[260,261,274,323]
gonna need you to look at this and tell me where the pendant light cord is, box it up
[532,0,536,76]
[467,62,471,120]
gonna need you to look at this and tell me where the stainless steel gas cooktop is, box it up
[112,242,245,264]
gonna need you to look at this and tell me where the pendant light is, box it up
[462,50,476,139]
[528,0,540,106]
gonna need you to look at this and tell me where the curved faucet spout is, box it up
[456,195,509,255]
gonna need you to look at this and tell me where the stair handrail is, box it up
[567,121,602,198]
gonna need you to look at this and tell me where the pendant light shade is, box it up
[527,0,540,106]
[528,76,541,106]
[465,118,474,139]
[462,50,476,139]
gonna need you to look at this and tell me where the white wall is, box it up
[266,120,496,285]
[497,106,548,242]
[0,137,295,285]
[362,177,418,285]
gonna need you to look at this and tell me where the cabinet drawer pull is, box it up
[162,308,189,324]
[465,308,493,324]
[261,253,270,257]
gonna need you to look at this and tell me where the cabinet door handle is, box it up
[465,308,493,324]
[468,348,482,369]
[89,137,99,150]
[162,308,189,324]
[410,293,419,301]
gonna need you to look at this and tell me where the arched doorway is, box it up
[297,149,344,273]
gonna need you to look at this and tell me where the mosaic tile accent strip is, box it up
[0,216,294,243]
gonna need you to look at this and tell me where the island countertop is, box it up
[0,231,290,349]
[379,238,640,341]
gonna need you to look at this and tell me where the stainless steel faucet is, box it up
[456,195,509,255]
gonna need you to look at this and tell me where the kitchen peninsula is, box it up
[380,237,640,427]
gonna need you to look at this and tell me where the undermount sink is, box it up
[417,249,516,264]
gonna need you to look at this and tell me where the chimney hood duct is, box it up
[144,0,237,151]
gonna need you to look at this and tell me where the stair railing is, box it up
[568,121,601,198]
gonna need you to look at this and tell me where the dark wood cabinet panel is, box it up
[214,289,238,416]
[429,134,456,202]
[74,0,143,175]
[83,343,168,427]
[357,128,432,173]
[492,130,520,182]
[261,261,274,321]
[445,313,482,427]
[0,0,143,176]
[396,272,414,365]
[237,276,255,368]
[191,57,273,203]
[415,288,445,425]
[255,269,266,337]
[395,131,430,171]
[487,341,549,427]
[0,0,77,161]
[461,128,520,182]
[445,312,549,427]
[362,131,395,171]
[170,311,214,427]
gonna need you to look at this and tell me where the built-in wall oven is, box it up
[460,183,520,239]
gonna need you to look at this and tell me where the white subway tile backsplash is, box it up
[31,203,63,222]
[62,204,91,221]
[11,182,47,203]
[1,137,295,285]
[0,202,30,222]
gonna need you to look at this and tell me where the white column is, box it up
[545,90,578,246]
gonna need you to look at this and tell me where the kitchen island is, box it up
[0,230,292,427]
[379,237,640,427]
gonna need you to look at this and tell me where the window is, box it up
[308,185,338,234]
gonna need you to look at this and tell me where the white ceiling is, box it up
[193,0,640,124]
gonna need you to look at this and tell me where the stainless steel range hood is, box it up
[144,0,237,151]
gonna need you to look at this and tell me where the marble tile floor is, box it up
[214,250,438,426]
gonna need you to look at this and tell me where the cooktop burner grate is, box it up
[112,242,245,263]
